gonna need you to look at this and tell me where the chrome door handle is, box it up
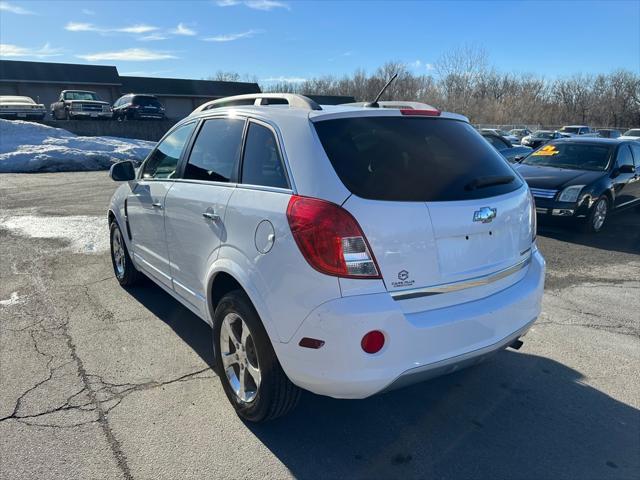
[202,211,220,221]
[151,202,163,209]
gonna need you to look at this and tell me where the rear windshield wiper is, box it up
[464,175,515,191]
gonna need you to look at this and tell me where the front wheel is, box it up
[213,290,300,422]
[583,196,609,233]
[110,222,141,286]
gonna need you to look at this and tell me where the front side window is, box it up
[142,122,196,179]
[631,144,640,167]
[184,118,245,182]
[241,123,289,189]
[617,145,634,168]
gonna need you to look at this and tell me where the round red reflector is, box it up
[361,330,385,354]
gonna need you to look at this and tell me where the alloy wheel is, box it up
[219,313,261,403]
[593,199,607,231]
[111,228,125,278]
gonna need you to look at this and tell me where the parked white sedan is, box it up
[0,95,46,120]
[107,94,545,422]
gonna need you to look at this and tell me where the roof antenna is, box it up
[364,72,398,108]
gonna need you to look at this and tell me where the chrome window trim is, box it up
[391,254,532,301]
[236,183,293,195]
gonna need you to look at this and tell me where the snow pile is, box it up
[0,215,109,253]
[0,119,155,173]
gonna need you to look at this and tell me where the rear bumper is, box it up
[69,111,112,119]
[275,249,545,399]
[0,111,46,119]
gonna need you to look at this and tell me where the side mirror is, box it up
[514,155,526,163]
[110,161,136,181]
[619,164,636,174]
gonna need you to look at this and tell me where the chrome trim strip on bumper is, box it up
[391,254,532,301]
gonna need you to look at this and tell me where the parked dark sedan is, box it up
[112,94,166,121]
[521,130,563,149]
[481,132,532,163]
[515,138,640,232]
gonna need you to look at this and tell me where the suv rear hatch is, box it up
[313,114,534,307]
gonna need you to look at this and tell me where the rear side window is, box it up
[313,117,522,201]
[484,135,508,151]
[142,122,196,179]
[184,118,245,182]
[241,123,289,189]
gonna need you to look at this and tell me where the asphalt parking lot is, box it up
[1,171,638,480]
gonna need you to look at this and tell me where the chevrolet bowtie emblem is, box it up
[473,207,497,223]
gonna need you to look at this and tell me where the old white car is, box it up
[0,95,46,120]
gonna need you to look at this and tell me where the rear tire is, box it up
[213,290,300,422]
[110,221,141,286]
[582,196,609,233]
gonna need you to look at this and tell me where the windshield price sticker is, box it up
[532,145,559,156]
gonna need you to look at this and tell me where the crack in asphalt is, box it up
[1,246,216,479]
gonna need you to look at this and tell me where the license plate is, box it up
[17,113,26,118]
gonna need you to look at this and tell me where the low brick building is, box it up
[0,60,260,120]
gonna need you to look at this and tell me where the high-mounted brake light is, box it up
[286,195,381,279]
[400,109,441,116]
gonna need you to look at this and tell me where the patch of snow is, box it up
[0,119,154,173]
[0,215,109,254]
[0,292,24,307]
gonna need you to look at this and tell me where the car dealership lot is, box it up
[0,172,638,479]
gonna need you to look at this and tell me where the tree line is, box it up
[212,47,639,128]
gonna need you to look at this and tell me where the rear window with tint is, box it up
[313,117,522,201]
[134,96,162,107]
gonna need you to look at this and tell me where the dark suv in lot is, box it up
[112,94,166,121]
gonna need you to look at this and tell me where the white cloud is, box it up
[0,43,63,58]
[65,22,96,32]
[0,1,35,15]
[202,29,262,42]
[138,34,168,41]
[117,24,158,34]
[216,0,289,10]
[245,0,289,10]
[76,48,177,62]
[170,23,197,36]
[64,22,159,34]
[261,76,307,83]
[408,60,435,72]
[82,8,95,15]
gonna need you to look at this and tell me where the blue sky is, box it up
[1,0,639,83]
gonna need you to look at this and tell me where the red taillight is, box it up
[286,195,380,279]
[361,331,385,354]
[400,109,441,116]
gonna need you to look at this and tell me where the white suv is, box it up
[108,94,545,422]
